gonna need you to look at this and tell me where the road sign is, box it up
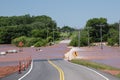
[72,51,78,57]
[19,41,23,47]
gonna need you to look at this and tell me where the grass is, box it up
[71,59,120,78]
[71,59,119,70]
[117,73,120,78]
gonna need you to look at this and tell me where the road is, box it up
[1,59,119,80]
[53,60,120,80]
[0,40,120,80]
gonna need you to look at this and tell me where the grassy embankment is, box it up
[71,59,120,78]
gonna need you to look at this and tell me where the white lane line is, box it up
[18,60,33,80]
[67,61,109,80]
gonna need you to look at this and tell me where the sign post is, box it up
[18,41,24,52]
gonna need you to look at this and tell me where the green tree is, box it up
[0,14,60,45]
[31,29,46,39]
[86,18,109,42]
[70,29,88,47]
[12,36,27,46]
[107,28,119,46]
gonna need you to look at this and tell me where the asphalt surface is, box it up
[53,60,120,80]
[19,60,59,80]
[1,60,120,80]
[0,60,59,80]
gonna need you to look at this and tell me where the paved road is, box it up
[1,60,59,80]
[19,60,59,80]
[53,60,120,80]
[1,59,119,80]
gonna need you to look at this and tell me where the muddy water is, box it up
[1,44,120,68]
[79,46,120,69]
[91,58,120,69]
[0,43,70,66]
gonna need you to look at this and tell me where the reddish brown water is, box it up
[0,44,120,69]
[78,46,120,69]
[0,43,70,66]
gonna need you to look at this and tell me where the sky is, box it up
[0,0,120,28]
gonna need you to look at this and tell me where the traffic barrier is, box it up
[22,62,26,71]
[25,58,29,69]
[18,56,32,74]
[18,61,21,74]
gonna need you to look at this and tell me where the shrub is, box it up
[12,36,27,46]
[69,36,78,47]
[12,36,47,47]
[34,39,47,47]
[25,38,41,47]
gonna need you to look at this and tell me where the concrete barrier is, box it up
[64,47,80,60]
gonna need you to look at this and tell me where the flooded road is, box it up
[0,43,120,69]
[0,43,70,66]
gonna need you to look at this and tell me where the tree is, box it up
[0,26,16,44]
[107,28,119,46]
[31,29,46,39]
[86,18,109,42]
[70,29,88,47]
[61,26,75,32]
[0,14,60,45]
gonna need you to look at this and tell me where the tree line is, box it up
[70,18,119,47]
[0,14,59,46]
[0,14,118,47]
[0,14,75,47]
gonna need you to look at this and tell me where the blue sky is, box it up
[0,0,120,28]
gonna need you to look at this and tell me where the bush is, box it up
[12,36,27,46]
[80,37,88,46]
[34,39,47,47]
[107,38,114,46]
[25,38,41,47]
[69,30,88,47]
[46,36,53,43]
[12,36,47,47]
[69,36,78,47]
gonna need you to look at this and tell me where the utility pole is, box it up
[47,27,48,39]
[97,24,104,49]
[78,29,80,48]
[87,27,90,47]
[119,20,120,47]
[53,28,55,44]
[46,24,48,39]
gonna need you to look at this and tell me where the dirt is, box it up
[102,70,120,76]
[0,66,18,78]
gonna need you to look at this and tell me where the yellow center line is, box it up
[48,60,64,80]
